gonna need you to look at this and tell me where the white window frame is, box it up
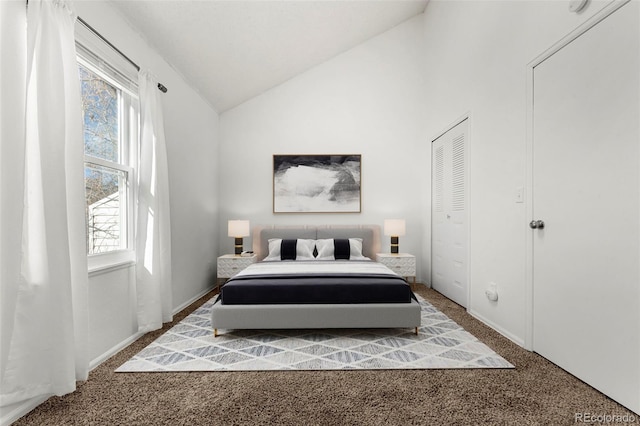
[76,27,139,275]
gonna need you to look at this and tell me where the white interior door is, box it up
[431,118,468,307]
[532,2,639,413]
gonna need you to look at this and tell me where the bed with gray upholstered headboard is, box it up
[210,224,421,336]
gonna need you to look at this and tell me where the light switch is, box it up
[515,186,524,203]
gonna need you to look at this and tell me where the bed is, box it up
[210,225,421,336]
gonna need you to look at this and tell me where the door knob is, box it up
[529,220,545,229]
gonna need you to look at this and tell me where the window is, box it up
[76,23,139,271]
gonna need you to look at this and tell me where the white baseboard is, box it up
[4,332,146,426]
[172,285,215,316]
[89,331,145,371]
[468,308,525,348]
[1,395,49,426]
[89,285,215,371]
[2,286,216,425]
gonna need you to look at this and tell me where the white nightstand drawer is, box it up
[217,254,257,278]
[375,253,416,279]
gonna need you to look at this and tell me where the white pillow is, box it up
[263,238,316,261]
[315,238,366,260]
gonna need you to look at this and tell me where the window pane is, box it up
[85,163,127,254]
[79,64,119,162]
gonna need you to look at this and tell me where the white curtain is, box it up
[136,70,173,333]
[0,0,88,406]
[0,0,27,399]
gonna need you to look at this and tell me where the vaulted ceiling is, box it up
[109,0,429,112]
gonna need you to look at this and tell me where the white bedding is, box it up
[234,260,400,278]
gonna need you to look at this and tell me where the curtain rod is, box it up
[24,0,168,94]
[77,17,168,93]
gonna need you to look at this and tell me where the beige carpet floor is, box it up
[13,287,636,425]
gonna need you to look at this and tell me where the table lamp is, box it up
[228,220,250,255]
[384,219,405,254]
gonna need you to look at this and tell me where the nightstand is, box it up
[376,253,417,289]
[216,254,257,292]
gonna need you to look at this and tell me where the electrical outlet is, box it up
[486,282,498,302]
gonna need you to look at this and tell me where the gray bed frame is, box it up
[211,225,421,336]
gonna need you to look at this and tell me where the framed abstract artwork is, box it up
[273,154,361,213]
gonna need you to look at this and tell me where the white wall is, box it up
[72,0,220,362]
[419,0,615,344]
[219,15,428,276]
[219,0,621,349]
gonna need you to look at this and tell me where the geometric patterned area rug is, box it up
[116,294,514,372]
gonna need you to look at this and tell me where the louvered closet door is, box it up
[431,118,468,307]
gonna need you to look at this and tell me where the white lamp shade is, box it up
[384,219,406,236]
[228,220,250,237]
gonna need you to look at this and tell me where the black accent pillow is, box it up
[333,239,351,260]
[281,239,298,260]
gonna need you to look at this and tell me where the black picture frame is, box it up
[273,154,362,213]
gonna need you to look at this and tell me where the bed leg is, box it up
[414,327,419,336]
[214,328,218,337]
